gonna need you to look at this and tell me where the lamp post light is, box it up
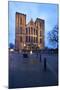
[24,43,26,47]
[30,50,32,55]
[23,43,26,53]
[10,49,14,52]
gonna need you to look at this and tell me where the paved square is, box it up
[9,51,58,88]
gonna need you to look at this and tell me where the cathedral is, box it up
[15,12,45,51]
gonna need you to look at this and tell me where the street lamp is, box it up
[24,43,26,47]
[30,50,32,54]
[10,49,14,52]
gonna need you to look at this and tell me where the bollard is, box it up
[44,57,47,71]
[40,54,41,62]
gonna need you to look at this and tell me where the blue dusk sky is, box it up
[8,1,58,48]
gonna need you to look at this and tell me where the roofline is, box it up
[35,18,44,21]
[16,12,26,16]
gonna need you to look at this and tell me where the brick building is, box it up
[15,12,45,51]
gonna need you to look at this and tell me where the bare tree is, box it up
[48,25,58,48]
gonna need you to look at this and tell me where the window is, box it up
[40,38,42,43]
[37,26,38,29]
[28,36,29,42]
[29,36,30,42]
[20,27,22,34]
[20,36,22,42]
[31,36,33,43]
[29,27,30,34]
[26,36,27,42]
[26,28,30,34]
[40,31,42,36]
[34,29,35,35]
[36,30,38,35]
[35,37,36,43]
[34,37,35,43]
[36,37,37,43]
[32,37,34,43]
[26,36,29,42]
[26,28,28,34]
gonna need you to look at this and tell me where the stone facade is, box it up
[15,12,45,51]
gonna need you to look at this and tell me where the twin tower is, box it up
[15,12,45,51]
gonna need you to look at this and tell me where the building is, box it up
[15,12,45,51]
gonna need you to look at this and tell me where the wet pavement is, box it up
[9,51,58,88]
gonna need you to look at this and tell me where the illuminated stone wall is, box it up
[15,12,44,51]
[15,12,26,50]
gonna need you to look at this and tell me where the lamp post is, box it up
[24,43,26,47]
[23,43,26,52]
[30,50,32,54]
